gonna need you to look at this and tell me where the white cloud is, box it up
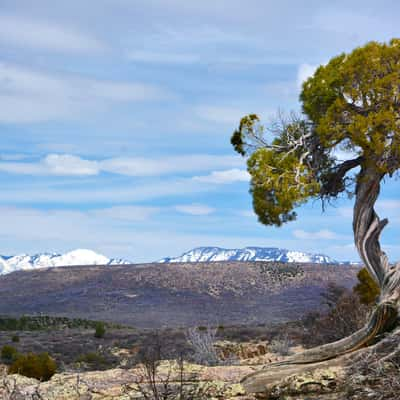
[0,178,213,204]
[0,154,99,176]
[44,154,99,176]
[293,229,340,240]
[0,63,170,123]
[100,154,242,176]
[175,203,215,215]
[193,169,250,184]
[0,154,243,177]
[0,15,104,53]
[297,63,319,88]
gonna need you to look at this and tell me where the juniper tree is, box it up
[232,39,400,392]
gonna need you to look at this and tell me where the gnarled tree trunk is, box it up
[242,166,400,393]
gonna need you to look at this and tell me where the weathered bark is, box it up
[242,166,400,394]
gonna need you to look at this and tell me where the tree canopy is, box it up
[231,39,400,227]
[236,39,400,394]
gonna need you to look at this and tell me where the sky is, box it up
[0,0,400,263]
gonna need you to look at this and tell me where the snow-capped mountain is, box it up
[0,249,131,275]
[158,246,338,264]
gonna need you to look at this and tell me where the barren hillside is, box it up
[0,262,360,328]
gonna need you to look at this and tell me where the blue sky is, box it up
[0,0,399,262]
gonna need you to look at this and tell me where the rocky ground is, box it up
[2,329,400,399]
[3,262,393,399]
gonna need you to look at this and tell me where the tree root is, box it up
[241,303,398,394]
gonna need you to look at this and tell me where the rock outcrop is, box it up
[0,362,256,399]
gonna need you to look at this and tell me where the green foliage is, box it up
[76,352,109,369]
[197,326,208,332]
[231,39,400,227]
[8,352,56,381]
[231,114,260,156]
[11,334,20,343]
[301,39,400,174]
[248,147,320,226]
[0,315,118,331]
[1,345,18,364]
[94,321,106,338]
[353,268,381,305]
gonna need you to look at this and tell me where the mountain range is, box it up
[0,246,340,275]
[0,249,130,275]
[158,246,338,264]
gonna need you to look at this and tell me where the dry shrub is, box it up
[269,333,293,356]
[301,284,370,348]
[127,333,223,400]
[185,327,220,366]
[346,347,400,400]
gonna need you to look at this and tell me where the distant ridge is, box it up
[0,249,131,275]
[158,246,339,264]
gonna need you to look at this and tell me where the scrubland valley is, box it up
[1,260,395,399]
[0,262,358,327]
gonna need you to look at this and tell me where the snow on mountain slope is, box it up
[0,249,131,275]
[158,246,338,264]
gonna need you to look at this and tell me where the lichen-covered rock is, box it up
[265,366,344,399]
[215,340,269,361]
[0,362,258,399]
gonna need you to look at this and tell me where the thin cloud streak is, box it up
[0,63,171,123]
[0,14,105,53]
[0,154,243,177]
[174,203,215,215]
[193,169,250,184]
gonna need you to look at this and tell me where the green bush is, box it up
[197,326,208,332]
[8,352,56,381]
[0,315,119,331]
[94,321,106,338]
[1,345,18,363]
[353,268,380,305]
[11,334,20,343]
[76,352,108,368]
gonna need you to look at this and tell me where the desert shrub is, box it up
[8,352,56,381]
[301,285,370,348]
[344,343,400,400]
[197,326,208,332]
[94,322,106,338]
[269,333,293,356]
[353,268,380,305]
[76,352,109,369]
[1,345,18,364]
[132,339,218,400]
[11,335,20,343]
[217,325,225,332]
[0,315,118,331]
[186,326,220,366]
